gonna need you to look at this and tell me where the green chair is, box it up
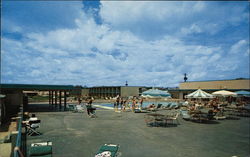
[29,142,52,157]
[96,144,119,157]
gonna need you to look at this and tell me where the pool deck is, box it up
[26,104,250,157]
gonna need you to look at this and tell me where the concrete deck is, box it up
[26,105,250,157]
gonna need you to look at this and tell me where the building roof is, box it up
[180,78,249,83]
[0,84,75,91]
[179,78,250,90]
[90,86,146,88]
[169,89,250,92]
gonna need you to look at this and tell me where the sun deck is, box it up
[25,103,250,157]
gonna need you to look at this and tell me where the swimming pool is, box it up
[94,101,183,108]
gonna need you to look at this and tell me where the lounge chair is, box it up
[147,104,163,112]
[29,141,52,157]
[95,144,120,157]
[134,108,149,113]
[169,104,179,110]
[162,103,171,110]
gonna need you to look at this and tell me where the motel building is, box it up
[81,78,250,100]
[169,78,250,99]
[85,86,148,98]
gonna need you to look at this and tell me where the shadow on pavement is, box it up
[27,103,67,113]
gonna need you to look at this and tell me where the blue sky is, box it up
[1,1,249,87]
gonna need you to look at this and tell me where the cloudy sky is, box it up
[1,1,249,87]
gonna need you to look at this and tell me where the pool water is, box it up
[95,101,183,108]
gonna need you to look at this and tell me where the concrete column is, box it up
[59,91,62,110]
[55,91,57,108]
[64,91,67,111]
[52,91,54,105]
[49,91,51,105]
[179,92,183,100]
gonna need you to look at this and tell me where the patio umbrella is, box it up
[141,89,171,98]
[141,89,171,106]
[212,90,237,97]
[185,89,214,99]
[235,90,250,97]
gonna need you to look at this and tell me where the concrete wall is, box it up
[168,90,181,99]
[0,90,23,124]
[5,93,23,107]
[37,91,49,96]
[120,87,140,97]
[180,79,250,90]
[81,88,89,97]
[0,98,4,125]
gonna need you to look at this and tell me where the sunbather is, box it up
[29,114,38,121]
[148,104,156,109]
[23,114,38,125]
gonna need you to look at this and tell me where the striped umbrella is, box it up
[185,89,214,99]
[142,89,171,98]
[235,90,250,97]
[141,89,171,107]
[212,90,237,97]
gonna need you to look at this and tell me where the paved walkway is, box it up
[26,107,250,157]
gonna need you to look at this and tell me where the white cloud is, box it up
[2,1,249,86]
[1,24,231,86]
[229,40,248,54]
[100,2,248,39]
[2,19,23,33]
[181,24,203,35]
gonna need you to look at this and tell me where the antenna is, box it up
[184,73,188,82]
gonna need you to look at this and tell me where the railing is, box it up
[14,106,24,157]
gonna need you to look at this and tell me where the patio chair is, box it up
[180,110,191,120]
[214,111,226,120]
[67,104,76,112]
[95,144,120,157]
[75,104,85,113]
[29,141,52,157]
[207,110,215,120]
[27,120,41,136]
[165,112,180,126]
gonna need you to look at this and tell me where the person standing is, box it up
[132,98,136,112]
[139,98,144,109]
[115,96,120,112]
[120,98,124,111]
[86,98,93,116]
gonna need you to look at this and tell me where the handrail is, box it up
[14,106,24,157]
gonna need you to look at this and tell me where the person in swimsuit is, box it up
[139,98,144,109]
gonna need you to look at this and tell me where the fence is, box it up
[13,106,24,157]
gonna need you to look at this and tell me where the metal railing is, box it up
[14,106,24,157]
